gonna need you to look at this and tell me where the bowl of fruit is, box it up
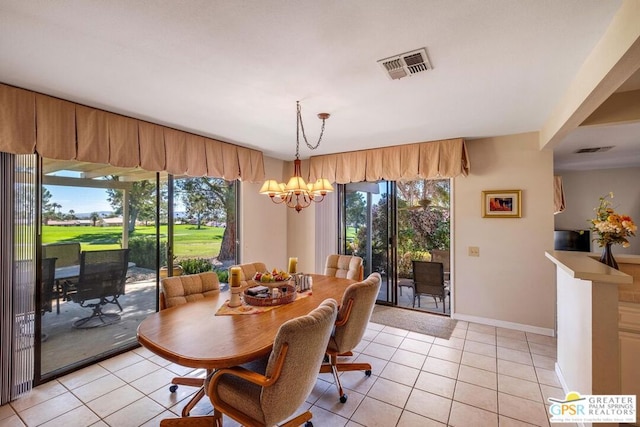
[252,268,292,285]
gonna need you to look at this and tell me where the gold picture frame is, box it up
[482,190,522,218]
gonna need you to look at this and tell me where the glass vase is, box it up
[599,242,618,270]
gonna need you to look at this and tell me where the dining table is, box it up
[136,274,355,371]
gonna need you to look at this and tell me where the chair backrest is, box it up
[260,298,338,426]
[324,254,364,281]
[43,242,80,268]
[231,262,267,287]
[412,260,445,294]
[41,257,57,313]
[160,271,220,309]
[332,272,381,353]
[73,249,130,302]
[430,249,450,272]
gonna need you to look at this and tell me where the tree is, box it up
[106,178,156,233]
[345,192,366,233]
[175,178,236,261]
[90,212,101,226]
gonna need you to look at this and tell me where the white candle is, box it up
[230,267,241,287]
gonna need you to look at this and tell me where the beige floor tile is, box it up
[461,351,497,372]
[0,404,17,421]
[397,410,446,426]
[421,356,460,379]
[405,389,452,424]
[390,348,427,369]
[71,374,127,403]
[497,359,538,382]
[497,336,531,352]
[353,354,388,375]
[381,325,410,337]
[0,414,26,427]
[380,362,420,387]
[497,328,527,342]
[314,387,365,418]
[406,331,436,343]
[531,354,556,370]
[454,381,498,412]
[85,384,144,418]
[525,333,557,347]
[131,346,155,358]
[499,415,538,426]
[39,405,100,427]
[539,384,564,406]
[498,375,543,402]
[306,405,349,426]
[458,364,498,390]
[9,381,67,412]
[498,393,549,426]
[449,401,498,427]
[361,342,397,360]
[337,370,376,395]
[362,329,380,341]
[373,332,405,347]
[399,337,432,355]
[18,392,83,427]
[428,344,463,363]
[468,323,496,335]
[466,330,497,345]
[414,371,456,398]
[497,347,533,365]
[98,351,145,373]
[147,381,197,409]
[306,378,333,404]
[455,320,469,330]
[367,377,412,408]
[164,363,196,376]
[57,364,111,390]
[129,367,179,395]
[528,342,557,358]
[147,354,172,367]
[351,396,402,427]
[113,359,162,383]
[367,322,385,331]
[433,336,465,349]
[464,340,497,357]
[450,328,467,339]
[103,396,165,426]
[535,367,562,388]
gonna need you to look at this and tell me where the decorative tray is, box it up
[243,283,297,307]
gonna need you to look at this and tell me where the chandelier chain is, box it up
[295,101,326,158]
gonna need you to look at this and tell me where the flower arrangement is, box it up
[589,192,637,248]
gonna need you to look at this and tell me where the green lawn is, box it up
[42,224,224,260]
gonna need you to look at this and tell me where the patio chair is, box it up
[41,257,58,315]
[320,272,381,403]
[66,249,130,328]
[324,254,364,281]
[412,260,449,313]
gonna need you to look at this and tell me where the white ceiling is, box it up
[1,0,636,169]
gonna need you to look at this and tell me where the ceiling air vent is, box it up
[574,146,614,154]
[378,48,432,80]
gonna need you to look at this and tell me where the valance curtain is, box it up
[0,83,265,182]
[308,138,469,183]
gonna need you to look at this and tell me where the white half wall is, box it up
[453,132,556,332]
[554,167,640,255]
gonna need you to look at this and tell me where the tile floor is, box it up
[0,319,569,427]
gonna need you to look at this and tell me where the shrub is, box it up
[127,236,166,269]
[215,269,229,284]
[180,258,213,275]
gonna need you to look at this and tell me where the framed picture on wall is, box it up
[482,190,522,218]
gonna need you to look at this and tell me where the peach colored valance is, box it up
[0,83,265,182]
[308,138,469,183]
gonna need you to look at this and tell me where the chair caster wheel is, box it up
[169,385,178,393]
[339,394,347,403]
[365,369,372,376]
[305,422,313,427]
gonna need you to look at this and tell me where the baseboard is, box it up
[553,364,587,427]
[452,313,555,337]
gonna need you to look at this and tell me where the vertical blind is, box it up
[0,153,37,404]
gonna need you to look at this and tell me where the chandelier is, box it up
[259,101,334,212]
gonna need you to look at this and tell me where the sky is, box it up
[45,185,113,215]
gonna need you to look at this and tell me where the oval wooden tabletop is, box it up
[137,274,354,369]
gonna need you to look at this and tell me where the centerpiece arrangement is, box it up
[253,268,292,283]
[589,192,637,269]
[245,268,296,306]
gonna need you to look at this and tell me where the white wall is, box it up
[554,167,640,255]
[240,156,288,269]
[454,132,556,333]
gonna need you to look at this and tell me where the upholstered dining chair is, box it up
[160,298,338,427]
[320,272,381,403]
[324,254,364,281]
[232,261,268,288]
[160,271,220,417]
